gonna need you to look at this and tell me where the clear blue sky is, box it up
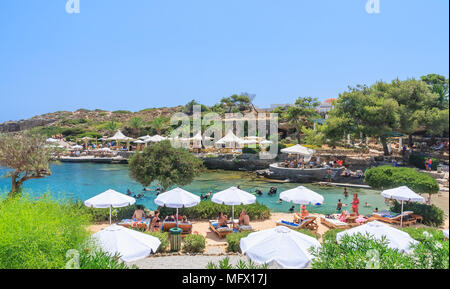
[0,0,448,122]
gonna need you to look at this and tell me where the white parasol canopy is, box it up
[280,186,324,205]
[71,145,83,150]
[92,224,161,262]
[215,130,244,146]
[107,130,134,142]
[336,221,418,253]
[144,135,167,143]
[84,189,136,224]
[281,144,315,155]
[240,226,321,268]
[154,187,200,227]
[381,186,425,227]
[212,186,256,223]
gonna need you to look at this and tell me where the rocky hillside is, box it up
[0,107,183,135]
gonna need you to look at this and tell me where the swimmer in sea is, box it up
[255,189,262,196]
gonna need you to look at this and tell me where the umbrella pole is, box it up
[400,200,403,228]
[176,208,179,228]
[109,206,112,224]
[232,205,234,229]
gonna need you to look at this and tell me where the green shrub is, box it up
[295,229,319,239]
[145,231,169,253]
[311,233,449,269]
[30,126,65,137]
[242,146,260,154]
[401,227,446,242]
[158,200,271,220]
[61,118,89,126]
[409,154,440,170]
[0,195,90,269]
[322,228,345,242]
[226,231,252,253]
[206,257,268,269]
[390,201,444,227]
[183,234,206,253]
[364,166,439,196]
[69,199,139,223]
[79,249,135,269]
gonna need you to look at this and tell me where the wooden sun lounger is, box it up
[276,216,318,233]
[368,211,418,227]
[320,217,351,229]
[209,220,233,239]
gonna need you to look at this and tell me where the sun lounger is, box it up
[118,219,150,231]
[209,220,233,238]
[369,210,417,226]
[238,225,253,232]
[276,216,318,232]
[320,216,351,229]
[161,221,193,237]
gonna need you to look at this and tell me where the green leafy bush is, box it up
[206,257,268,269]
[321,228,345,242]
[183,234,206,253]
[409,154,440,170]
[390,201,444,227]
[226,231,252,253]
[364,166,439,196]
[79,249,135,269]
[401,227,445,242]
[0,195,90,269]
[242,146,260,154]
[69,199,139,223]
[311,233,449,269]
[145,231,169,253]
[158,200,271,220]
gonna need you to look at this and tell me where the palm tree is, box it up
[128,117,144,137]
[106,121,119,133]
[149,117,169,135]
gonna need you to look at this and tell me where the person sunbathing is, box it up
[339,211,348,222]
[182,216,189,223]
[132,205,146,221]
[218,212,229,228]
[151,210,161,231]
[239,210,250,226]
[300,205,309,219]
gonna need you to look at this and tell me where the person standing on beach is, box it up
[352,193,360,216]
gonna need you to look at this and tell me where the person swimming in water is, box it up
[268,187,277,195]
[127,189,132,196]
[255,189,262,196]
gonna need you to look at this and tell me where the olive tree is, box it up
[128,140,204,191]
[0,132,53,196]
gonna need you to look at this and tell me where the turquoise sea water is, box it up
[0,163,388,214]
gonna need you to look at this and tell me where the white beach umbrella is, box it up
[216,130,244,147]
[133,140,146,144]
[92,224,161,262]
[280,186,324,207]
[336,221,418,253]
[280,144,315,156]
[260,140,272,145]
[240,226,321,268]
[381,186,425,227]
[84,189,136,224]
[71,145,83,150]
[212,186,256,223]
[443,230,449,239]
[154,187,200,227]
[99,147,112,152]
[46,138,58,143]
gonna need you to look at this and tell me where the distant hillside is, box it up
[0,106,183,137]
